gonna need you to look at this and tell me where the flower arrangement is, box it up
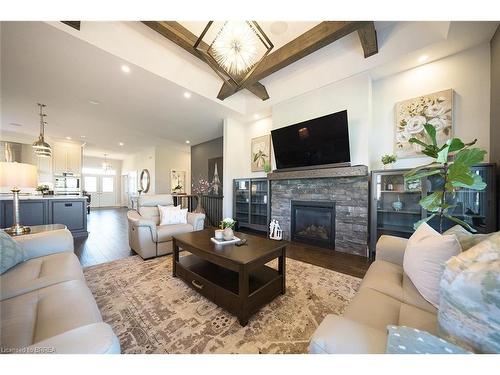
[36,184,50,192]
[381,154,397,166]
[220,217,235,229]
[396,90,452,157]
[191,177,211,195]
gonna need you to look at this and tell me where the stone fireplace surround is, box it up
[268,165,369,257]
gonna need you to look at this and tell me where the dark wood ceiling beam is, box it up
[217,21,374,100]
[142,21,270,100]
[357,21,378,58]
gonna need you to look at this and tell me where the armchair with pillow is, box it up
[127,194,205,259]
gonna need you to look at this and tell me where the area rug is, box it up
[84,255,361,354]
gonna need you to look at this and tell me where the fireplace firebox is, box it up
[290,200,335,249]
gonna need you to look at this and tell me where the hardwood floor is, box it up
[75,207,133,267]
[75,207,371,277]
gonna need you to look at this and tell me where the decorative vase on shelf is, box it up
[223,227,234,241]
[392,195,404,211]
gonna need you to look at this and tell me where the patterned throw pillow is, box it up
[438,232,500,353]
[0,230,26,275]
[443,225,493,251]
[386,325,470,354]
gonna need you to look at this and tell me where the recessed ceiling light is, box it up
[183,92,191,99]
[8,122,22,127]
[418,54,429,63]
[253,114,260,120]
[66,136,72,140]
[185,140,190,144]
[119,142,124,146]
[121,65,131,73]
[80,135,86,138]
[89,100,100,105]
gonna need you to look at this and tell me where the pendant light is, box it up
[102,153,111,173]
[32,103,52,157]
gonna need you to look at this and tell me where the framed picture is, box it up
[170,170,186,194]
[208,157,223,196]
[395,89,453,158]
[251,134,271,172]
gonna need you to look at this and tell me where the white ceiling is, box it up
[1,20,498,160]
[0,21,239,158]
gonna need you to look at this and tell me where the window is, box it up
[84,176,97,192]
[102,177,114,193]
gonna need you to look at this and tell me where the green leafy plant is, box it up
[381,154,397,165]
[263,162,271,173]
[36,184,49,192]
[404,124,486,233]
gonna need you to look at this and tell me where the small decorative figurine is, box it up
[269,219,283,241]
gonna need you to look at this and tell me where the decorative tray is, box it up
[210,236,241,245]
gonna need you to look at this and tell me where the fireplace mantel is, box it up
[267,165,368,181]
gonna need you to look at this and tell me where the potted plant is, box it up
[404,124,486,233]
[172,184,183,194]
[220,217,236,240]
[381,154,397,169]
[263,162,272,174]
[36,184,50,196]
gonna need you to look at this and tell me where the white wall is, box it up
[155,146,191,194]
[222,44,492,218]
[273,73,372,167]
[122,146,156,195]
[372,43,491,169]
[222,116,273,217]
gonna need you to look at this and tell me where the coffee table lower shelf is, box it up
[175,254,284,325]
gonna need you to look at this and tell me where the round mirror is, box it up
[139,169,151,193]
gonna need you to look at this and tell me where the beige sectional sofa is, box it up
[127,194,205,259]
[309,235,437,354]
[0,229,120,354]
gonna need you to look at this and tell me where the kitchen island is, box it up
[0,195,88,238]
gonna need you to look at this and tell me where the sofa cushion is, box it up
[156,223,194,242]
[443,225,493,251]
[360,260,436,314]
[0,279,102,349]
[0,230,26,275]
[138,194,174,225]
[1,252,84,301]
[403,223,461,308]
[398,303,438,335]
[309,315,387,354]
[438,232,500,353]
[343,288,402,331]
[386,325,470,354]
[158,205,187,225]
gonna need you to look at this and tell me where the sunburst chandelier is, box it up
[32,103,52,158]
[195,21,273,86]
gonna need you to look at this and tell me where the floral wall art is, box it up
[394,89,453,158]
[251,134,271,172]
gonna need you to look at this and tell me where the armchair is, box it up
[127,194,205,259]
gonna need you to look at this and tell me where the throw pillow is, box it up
[444,225,492,251]
[0,230,26,275]
[403,223,461,308]
[386,325,470,354]
[438,232,500,353]
[158,205,187,225]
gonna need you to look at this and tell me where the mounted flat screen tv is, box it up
[271,110,351,170]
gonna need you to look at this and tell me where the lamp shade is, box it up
[0,162,38,189]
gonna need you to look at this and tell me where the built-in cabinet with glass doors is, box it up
[369,164,497,259]
[233,178,269,232]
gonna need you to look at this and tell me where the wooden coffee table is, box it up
[172,229,287,326]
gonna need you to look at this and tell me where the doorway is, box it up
[84,175,117,207]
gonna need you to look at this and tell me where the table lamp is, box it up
[0,162,38,235]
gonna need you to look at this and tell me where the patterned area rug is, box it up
[84,255,361,354]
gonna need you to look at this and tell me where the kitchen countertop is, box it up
[0,195,86,200]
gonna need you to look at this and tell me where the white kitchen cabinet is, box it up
[53,142,82,175]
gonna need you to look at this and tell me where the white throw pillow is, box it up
[403,222,461,308]
[158,205,187,225]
